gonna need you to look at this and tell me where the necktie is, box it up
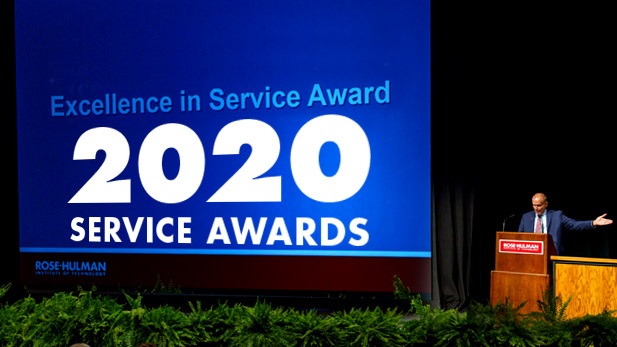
[535,216,542,233]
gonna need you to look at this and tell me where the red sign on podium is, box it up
[499,239,544,255]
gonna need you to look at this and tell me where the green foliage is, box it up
[289,309,340,347]
[570,309,617,347]
[2,280,617,347]
[393,275,414,302]
[334,307,409,346]
[0,295,37,345]
[432,305,492,347]
[186,301,236,344]
[532,287,572,324]
[139,305,194,346]
[485,299,540,347]
[148,275,183,294]
[529,288,576,347]
[0,289,126,346]
[0,283,11,299]
[227,300,295,347]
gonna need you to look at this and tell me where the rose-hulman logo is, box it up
[499,240,544,255]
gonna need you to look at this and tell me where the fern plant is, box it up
[4,281,617,347]
[433,303,493,347]
[407,306,460,346]
[393,275,415,302]
[0,294,37,345]
[138,304,194,346]
[488,299,540,347]
[334,306,409,347]
[187,301,237,344]
[528,288,575,347]
[111,293,147,347]
[69,291,126,346]
[570,309,617,347]
[289,309,340,347]
[531,287,572,323]
[0,283,11,299]
[227,300,296,347]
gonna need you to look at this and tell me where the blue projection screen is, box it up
[16,1,431,293]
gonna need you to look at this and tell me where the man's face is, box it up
[532,195,548,216]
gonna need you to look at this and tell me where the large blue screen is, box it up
[16,1,430,263]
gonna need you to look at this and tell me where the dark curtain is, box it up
[430,1,480,310]
[432,174,475,310]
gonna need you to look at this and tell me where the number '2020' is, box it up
[69,114,371,204]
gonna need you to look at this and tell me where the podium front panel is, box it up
[494,232,552,274]
[552,256,617,318]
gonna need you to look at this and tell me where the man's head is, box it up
[532,193,548,216]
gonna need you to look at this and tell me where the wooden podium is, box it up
[552,256,617,317]
[490,232,557,314]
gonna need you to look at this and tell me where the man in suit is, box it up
[518,193,613,255]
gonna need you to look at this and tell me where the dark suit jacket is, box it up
[518,210,594,255]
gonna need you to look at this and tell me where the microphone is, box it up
[502,214,516,231]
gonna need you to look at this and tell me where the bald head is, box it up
[532,193,548,216]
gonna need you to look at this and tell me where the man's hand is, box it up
[593,213,613,226]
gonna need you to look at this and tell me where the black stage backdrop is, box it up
[4,2,615,309]
[432,2,615,309]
